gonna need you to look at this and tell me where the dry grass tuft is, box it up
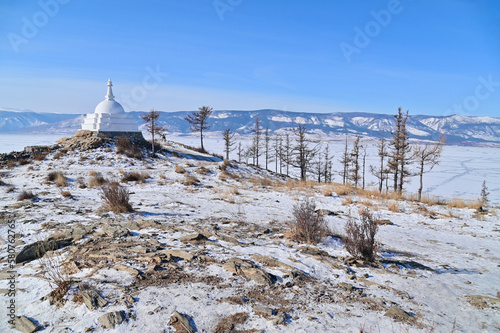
[175,165,186,174]
[448,198,481,210]
[99,182,133,213]
[61,191,72,198]
[182,173,200,186]
[387,200,399,212]
[196,166,211,175]
[18,190,36,201]
[121,171,150,183]
[88,174,107,187]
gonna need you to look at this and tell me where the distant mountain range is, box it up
[1,108,500,145]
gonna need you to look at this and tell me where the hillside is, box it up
[0,137,498,332]
[2,109,500,145]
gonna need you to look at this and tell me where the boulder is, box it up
[179,233,208,243]
[163,250,195,261]
[98,311,125,329]
[100,223,129,238]
[16,238,72,264]
[169,311,196,333]
[253,305,275,317]
[82,289,108,310]
[13,316,41,333]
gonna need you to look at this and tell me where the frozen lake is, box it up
[0,133,498,205]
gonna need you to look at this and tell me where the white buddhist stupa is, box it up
[81,79,142,137]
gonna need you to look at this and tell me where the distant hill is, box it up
[1,108,500,145]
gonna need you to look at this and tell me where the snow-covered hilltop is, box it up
[2,109,500,145]
[0,136,499,332]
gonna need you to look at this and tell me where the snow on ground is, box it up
[0,140,499,332]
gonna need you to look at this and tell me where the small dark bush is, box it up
[33,152,48,161]
[121,172,150,183]
[18,190,36,201]
[344,208,379,262]
[99,182,133,213]
[18,159,30,166]
[288,198,328,244]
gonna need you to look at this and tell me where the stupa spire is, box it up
[105,78,115,101]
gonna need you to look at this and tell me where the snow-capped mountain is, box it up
[1,108,499,145]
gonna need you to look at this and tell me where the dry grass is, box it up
[175,165,186,174]
[52,149,68,160]
[448,198,481,209]
[88,170,98,177]
[46,171,68,187]
[99,182,133,213]
[182,173,200,186]
[18,190,36,201]
[121,171,150,183]
[196,166,211,175]
[115,136,143,159]
[387,200,399,213]
[61,191,72,198]
[342,196,354,205]
[88,174,107,187]
[32,152,48,161]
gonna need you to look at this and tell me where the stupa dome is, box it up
[81,79,140,133]
[94,79,125,114]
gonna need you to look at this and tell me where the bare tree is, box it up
[141,109,166,157]
[388,108,412,194]
[370,130,389,193]
[222,128,236,160]
[291,125,319,181]
[349,136,361,188]
[361,145,367,190]
[273,135,280,173]
[284,133,292,176]
[251,117,262,166]
[413,135,445,201]
[264,127,271,169]
[237,142,243,163]
[323,144,333,183]
[480,180,490,207]
[185,106,213,152]
[340,135,350,185]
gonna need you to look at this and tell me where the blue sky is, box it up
[0,0,499,116]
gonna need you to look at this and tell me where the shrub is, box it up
[18,159,30,166]
[344,208,378,262]
[288,198,328,244]
[121,172,150,183]
[32,152,48,161]
[47,171,68,187]
[18,190,36,201]
[99,182,133,213]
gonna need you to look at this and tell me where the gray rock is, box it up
[253,305,275,317]
[14,316,41,333]
[100,223,129,237]
[179,233,208,243]
[15,238,72,264]
[98,311,125,329]
[163,250,195,261]
[82,289,107,310]
[169,311,196,333]
[384,306,414,324]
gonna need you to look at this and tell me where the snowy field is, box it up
[0,139,498,332]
